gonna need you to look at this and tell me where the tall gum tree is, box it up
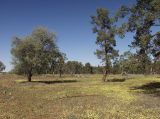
[91,8,119,81]
[116,0,160,74]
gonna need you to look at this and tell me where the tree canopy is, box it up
[11,27,60,81]
[116,0,160,73]
[91,8,119,81]
[0,61,5,72]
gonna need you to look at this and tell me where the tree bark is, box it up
[27,71,32,82]
[102,42,108,82]
[102,66,108,82]
[59,69,62,78]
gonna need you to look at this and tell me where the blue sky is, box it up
[0,0,137,71]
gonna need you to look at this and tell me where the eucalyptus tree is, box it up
[116,0,160,74]
[0,61,5,72]
[11,27,60,81]
[56,53,67,77]
[151,32,160,74]
[91,8,119,81]
[84,62,93,74]
[152,32,160,60]
[65,61,83,75]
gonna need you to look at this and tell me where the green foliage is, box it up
[120,52,151,74]
[84,63,93,74]
[0,61,5,72]
[92,65,103,74]
[56,53,67,77]
[65,61,83,74]
[91,8,119,81]
[116,0,160,74]
[152,32,160,60]
[111,51,152,74]
[11,27,60,81]
[152,60,160,74]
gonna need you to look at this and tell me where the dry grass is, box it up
[0,74,160,119]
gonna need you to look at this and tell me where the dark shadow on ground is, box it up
[108,78,126,82]
[20,80,78,84]
[131,82,160,96]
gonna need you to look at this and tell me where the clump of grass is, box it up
[64,108,102,119]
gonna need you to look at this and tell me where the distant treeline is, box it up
[10,51,160,75]
[10,60,103,75]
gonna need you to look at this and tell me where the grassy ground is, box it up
[0,74,160,119]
